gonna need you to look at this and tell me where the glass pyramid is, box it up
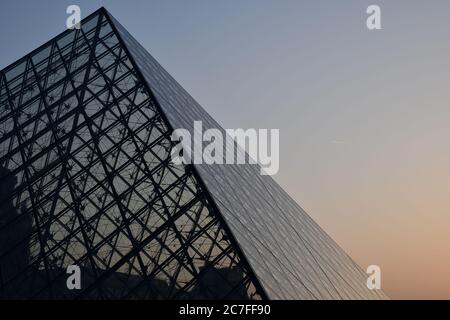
[0,8,387,300]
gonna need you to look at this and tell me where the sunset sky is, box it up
[1,0,450,299]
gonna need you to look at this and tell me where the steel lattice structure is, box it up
[0,8,388,300]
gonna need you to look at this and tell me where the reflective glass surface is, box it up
[109,10,388,300]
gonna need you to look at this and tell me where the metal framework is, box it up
[0,9,264,299]
[0,7,388,300]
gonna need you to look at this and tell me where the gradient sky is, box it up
[1,0,450,299]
